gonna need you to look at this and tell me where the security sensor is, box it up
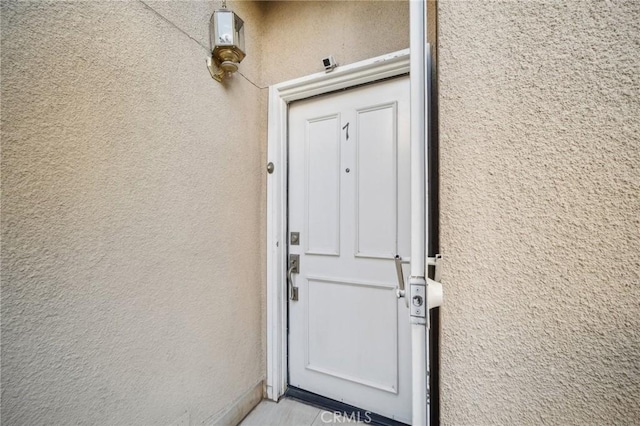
[322,55,337,72]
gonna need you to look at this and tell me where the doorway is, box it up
[265,49,415,413]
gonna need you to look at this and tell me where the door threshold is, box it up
[284,387,409,426]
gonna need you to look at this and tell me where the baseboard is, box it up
[206,380,264,426]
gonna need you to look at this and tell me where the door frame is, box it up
[265,49,411,402]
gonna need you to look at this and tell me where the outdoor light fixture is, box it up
[207,0,246,83]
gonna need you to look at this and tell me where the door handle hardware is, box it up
[394,255,410,307]
[427,254,442,283]
[425,254,443,310]
[288,254,300,301]
[394,255,405,297]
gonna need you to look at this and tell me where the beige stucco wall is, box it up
[438,1,640,424]
[260,0,409,86]
[4,0,638,424]
[1,0,409,424]
[1,1,265,424]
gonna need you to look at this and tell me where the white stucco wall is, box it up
[438,1,640,424]
[1,1,265,424]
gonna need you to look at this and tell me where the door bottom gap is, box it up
[284,387,409,426]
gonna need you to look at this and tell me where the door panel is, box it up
[356,103,398,259]
[307,277,398,392]
[288,76,411,423]
[305,115,341,256]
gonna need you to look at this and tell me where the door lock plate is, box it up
[410,283,426,318]
[290,232,300,246]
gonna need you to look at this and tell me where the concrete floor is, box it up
[240,398,365,426]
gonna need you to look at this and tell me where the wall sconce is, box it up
[207,1,246,83]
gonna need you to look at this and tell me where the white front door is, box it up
[288,76,411,423]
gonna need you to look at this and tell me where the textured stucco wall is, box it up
[1,1,265,424]
[438,1,640,424]
[1,0,409,424]
[260,0,409,86]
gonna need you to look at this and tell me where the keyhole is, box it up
[412,295,423,307]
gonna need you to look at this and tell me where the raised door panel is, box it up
[306,277,398,393]
[355,103,398,259]
[304,115,341,256]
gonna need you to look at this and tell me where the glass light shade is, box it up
[209,9,245,63]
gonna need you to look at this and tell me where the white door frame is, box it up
[265,49,411,402]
